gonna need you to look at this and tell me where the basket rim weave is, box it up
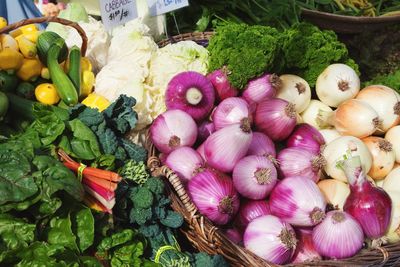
[146,31,400,267]
[0,16,88,56]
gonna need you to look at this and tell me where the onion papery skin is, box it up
[255,98,297,141]
[236,199,271,230]
[204,120,252,173]
[323,136,372,183]
[316,63,360,108]
[244,215,297,264]
[312,211,364,259]
[343,156,392,239]
[319,128,341,144]
[385,126,400,163]
[317,179,350,211]
[242,73,279,105]
[165,146,204,183]
[233,155,278,199]
[277,147,326,183]
[329,99,381,138]
[286,123,325,155]
[384,192,400,244]
[207,68,238,102]
[356,85,400,134]
[212,97,252,130]
[300,100,333,130]
[291,228,321,263]
[150,110,197,154]
[223,226,243,245]
[277,74,311,113]
[197,121,215,143]
[362,136,395,180]
[196,142,206,161]
[188,168,240,225]
[166,71,215,121]
[246,132,276,161]
[270,176,326,227]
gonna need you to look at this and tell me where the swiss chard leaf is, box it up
[71,206,94,253]
[46,215,78,251]
[66,119,101,160]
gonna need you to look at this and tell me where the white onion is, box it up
[323,136,372,182]
[356,85,400,134]
[319,128,341,144]
[244,215,297,264]
[362,136,395,180]
[384,192,400,243]
[318,179,350,210]
[322,99,381,138]
[316,63,360,107]
[276,74,311,113]
[300,100,332,130]
[385,126,400,163]
[382,166,400,195]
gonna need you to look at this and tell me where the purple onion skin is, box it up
[166,71,215,121]
[197,121,215,143]
[207,69,238,102]
[237,199,271,230]
[246,132,276,159]
[344,181,392,239]
[291,228,321,263]
[255,98,297,141]
[242,73,277,105]
[223,226,243,245]
[188,168,240,225]
[286,124,325,154]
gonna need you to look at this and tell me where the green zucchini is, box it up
[16,82,35,100]
[48,39,78,106]
[67,46,81,96]
[37,31,68,66]
[0,91,9,120]
[6,93,35,121]
[0,71,18,92]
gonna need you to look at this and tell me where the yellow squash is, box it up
[35,83,60,105]
[16,35,37,58]
[0,34,18,51]
[81,93,110,112]
[0,17,7,30]
[17,58,42,81]
[10,24,38,38]
[81,70,95,97]
[0,48,24,72]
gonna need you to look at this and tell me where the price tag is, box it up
[147,0,189,16]
[100,0,138,30]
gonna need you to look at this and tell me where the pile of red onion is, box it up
[150,70,392,264]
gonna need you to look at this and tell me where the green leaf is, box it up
[71,207,94,252]
[46,215,78,251]
[16,241,66,266]
[103,95,138,135]
[67,119,101,160]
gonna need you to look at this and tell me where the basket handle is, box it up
[0,16,88,56]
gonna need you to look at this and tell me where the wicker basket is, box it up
[0,16,88,55]
[146,32,400,267]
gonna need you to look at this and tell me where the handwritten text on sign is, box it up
[100,0,138,30]
[147,0,189,16]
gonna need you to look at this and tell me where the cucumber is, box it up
[48,39,78,106]
[6,93,35,121]
[37,31,68,66]
[67,46,81,96]
[0,91,9,120]
[0,71,18,92]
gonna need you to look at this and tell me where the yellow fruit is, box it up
[81,70,95,97]
[35,83,60,105]
[16,35,37,58]
[0,17,7,30]
[17,58,42,81]
[81,93,110,112]
[10,24,38,38]
[0,34,18,51]
[41,67,50,79]
[23,31,41,43]
[0,48,24,71]
[81,57,92,72]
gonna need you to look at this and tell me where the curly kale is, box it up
[120,160,150,185]
[363,69,400,92]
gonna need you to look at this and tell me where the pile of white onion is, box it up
[149,64,400,265]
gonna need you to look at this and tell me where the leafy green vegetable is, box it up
[363,69,400,92]
[120,160,150,185]
[46,215,79,251]
[103,95,138,136]
[72,206,95,252]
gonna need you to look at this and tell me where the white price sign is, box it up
[147,0,189,16]
[100,0,138,30]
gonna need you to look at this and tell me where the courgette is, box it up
[37,31,68,66]
[6,93,35,121]
[0,91,9,120]
[48,39,78,106]
[0,71,18,92]
[67,46,81,96]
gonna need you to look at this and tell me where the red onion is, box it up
[286,124,325,154]
[291,228,321,263]
[244,215,297,264]
[166,71,215,121]
[196,142,206,161]
[188,168,240,225]
[150,110,197,154]
[165,147,204,183]
[237,199,271,230]
[246,132,276,161]
[242,73,280,105]
[207,68,238,101]
[312,211,364,259]
[204,119,252,173]
[277,147,326,183]
[342,155,392,239]
[223,226,243,245]
[255,98,297,141]
[197,121,215,143]
[212,97,251,130]
[270,176,326,227]
[233,155,278,199]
